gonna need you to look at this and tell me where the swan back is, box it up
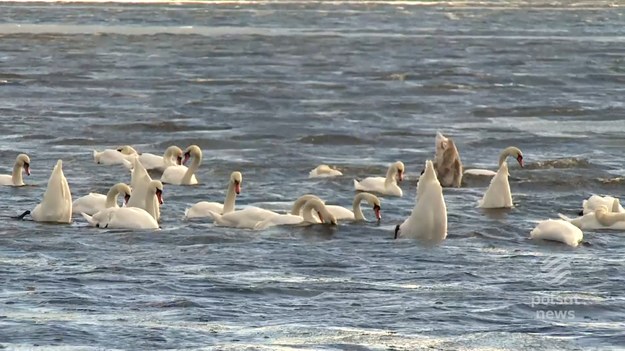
[530,219,583,247]
[433,132,463,187]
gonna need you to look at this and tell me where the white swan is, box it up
[22,160,72,223]
[127,157,160,221]
[394,160,447,243]
[210,206,280,229]
[72,183,132,215]
[433,132,463,187]
[0,154,30,186]
[530,219,583,247]
[477,146,524,209]
[558,205,625,230]
[580,195,625,215]
[93,145,138,166]
[160,145,201,185]
[82,180,163,230]
[184,171,242,219]
[309,164,343,178]
[324,193,381,221]
[254,198,338,230]
[354,161,404,197]
[138,145,183,172]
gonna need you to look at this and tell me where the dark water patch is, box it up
[298,134,367,145]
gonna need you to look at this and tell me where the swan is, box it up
[309,165,343,178]
[291,194,324,215]
[477,146,524,209]
[209,206,280,229]
[82,180,163,230]
[127,157,160,221]
[580,195,625,215]
[160,145,201,185]
[394,159,447,243]
[72,183,132,215]
[558,205,625,230]
[0,154,31,186]
[17,160,72,223]
[354,161,404,197]
[254,198,338,230]
[530,219,583,247]
[138,145,183,172]
[93,145,138,166]
[324,193,381,221]
[433,132,463,188]
[184,171,242,219]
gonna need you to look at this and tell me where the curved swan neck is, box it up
[498,147,521,167]
[223,181,237,214]
[144,186,158,220]
[105,186,121,208]
[596,209,625,227]
[385,165,397,186]
[182,151,201,184]
[11,162,23,185]
[352,193,367,220]
[163,146,182,167]
[302,201,322,223]
[291,195,320,215]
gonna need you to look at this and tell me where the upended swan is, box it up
[17,160,72,223]
[354,161,404,197]
[530,219,583,247]
[394,160,447,243]
[160,145,201,185]
[93,145,137,166]
[184,171,242,219]
[558,205,625,230]
[254,198,338,230]
[580,195,624,215]
[137,145,183,172]
[72,183,132,215]
[309,165,343,178]
[433,132,463,188]
[477,146,524,209]
[82,180,163,230]
[292,193,381,222]
[127,157,161,221]
[0,153,31,186]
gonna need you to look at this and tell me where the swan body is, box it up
[309,165,343,178]
[354,161,404,197]
[433,132,463,187]
[530,219,583,247]
[160,145,201,185]
[93,145,137,166]
[395,160,447,243]
[210,206,280,229]
[184,171,242,219]
[82,180,163,230]
[581,195,625,215]
[477,146,524,209]
[324,193,381,221]
[254,198,338,230]
[31,160,72,223]
[127,158,160,221]
[138,145,183,172]
[72,183,132,215]
[558,206,625,230]
[0,154,30,186]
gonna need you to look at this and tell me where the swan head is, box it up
[362,193,382,221]
[231,171,243,194]
[149,180,164,205]
[502,146,524,168]
[306,198,337,225]
[165,146,184,165]
[394,161,405,182]
[117,145,138,155]
[183,145,202,164]
[113,183,132,205]
[16,154,31,176]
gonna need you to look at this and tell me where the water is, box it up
[1,1,624,349]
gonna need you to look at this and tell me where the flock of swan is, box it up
[3,132,613,247]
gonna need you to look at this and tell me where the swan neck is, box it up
[12,162,23,185]
[596,210,625,227]
[301,202,319,223]
[144,187,157,220]
[352,193,366,220]
[105,186,120,208]
[182,153,201,184]
[291,197,308,215]
[385,165,397,186]
[223,182,237,214]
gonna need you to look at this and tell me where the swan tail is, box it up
[353,179,362,190]
[93,150,100,163]
[557,213,572,222]
[207,210,223,224]
[81,212,97,226]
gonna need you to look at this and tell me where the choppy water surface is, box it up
[1,1,625,349]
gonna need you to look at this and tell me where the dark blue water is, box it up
[1,1,624,349]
